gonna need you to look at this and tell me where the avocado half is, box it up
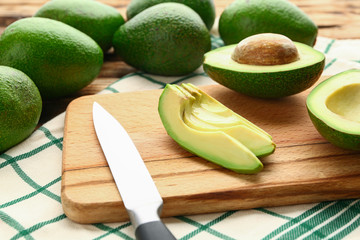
[306,69,360,150]
[203,42,325,98]
[158,83,276,174]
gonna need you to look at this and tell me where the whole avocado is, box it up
[34,0,125,52]
[0,17,103,100]
[113,3,211,76]
[0,66,42,153]
[126,0,215,30]
[219,0,318,46]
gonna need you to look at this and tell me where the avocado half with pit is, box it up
[203,33,325,98]
[158,83,276,174]
[306,69,360,150]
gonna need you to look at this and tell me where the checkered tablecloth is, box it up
[1,35,360,240]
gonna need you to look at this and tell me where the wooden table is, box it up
[0,0,359,124]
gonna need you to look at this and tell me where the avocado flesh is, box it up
[181,83,272,138]
[326,84,360,123]
[306,70,360,150]
[180,85,275,157]
[206,43,320,72]
[203,42,325,98]
[183,108,275,157]
[158,83,276,173]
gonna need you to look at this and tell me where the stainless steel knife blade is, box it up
[92,102,176,240]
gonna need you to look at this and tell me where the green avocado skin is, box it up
[0,66,42,153]
[308,110,360,150]
[113,3,211,76]
[0,17,103,100]
[203,60,325,98]
[219,0,318,46]
[126,0,215,30]
[34,0,125,52]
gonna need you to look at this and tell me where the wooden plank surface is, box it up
[62,78,360,224]
[0,0,359,125]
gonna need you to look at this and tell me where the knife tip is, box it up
[93,101,101,110]
[92,101,103,116]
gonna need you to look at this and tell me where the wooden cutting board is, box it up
[62,78,360,224]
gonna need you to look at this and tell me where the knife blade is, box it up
[92,102,176,240]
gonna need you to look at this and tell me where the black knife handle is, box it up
[135,220,176,240]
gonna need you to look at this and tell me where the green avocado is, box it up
[219,0,318,46]
[158,83,276,174]
[113,3,211,76]
[126,0,216,30]
[0,66,42,153]
[203,38,325,98]
[34,0,125,52]
[306,70,360,150]
[0,17,103,100]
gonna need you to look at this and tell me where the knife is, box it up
[92,102,176,240]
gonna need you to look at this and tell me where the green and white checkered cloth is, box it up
[1,35,360,240]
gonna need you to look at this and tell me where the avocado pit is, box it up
[231,33,300,66]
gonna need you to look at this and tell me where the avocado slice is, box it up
[180,84,274,156]
[306,69,360,150]
[158,83,276,174]
[203,42,325,98]
[180,83,272,139]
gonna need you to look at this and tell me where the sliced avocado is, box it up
[203,41,325,98]
[181,83,272,139]
[158,83,276,174]
[181,84,274,157]
[306,69,360,150]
